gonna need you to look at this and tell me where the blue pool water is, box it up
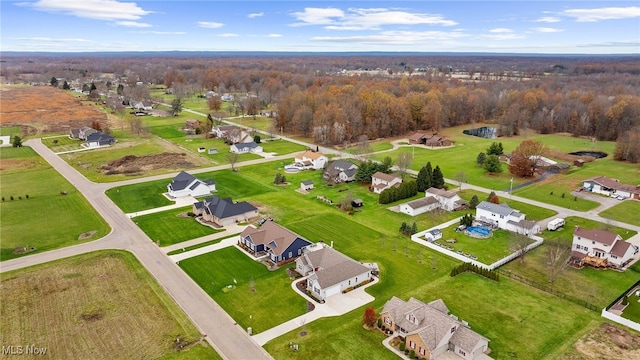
[466,226,491,237]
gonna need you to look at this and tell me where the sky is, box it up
[1,1,639,54]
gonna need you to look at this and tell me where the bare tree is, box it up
[546,240,571,283]
[454,171,467,190]
[395,152,413,180]
[510,233,531,264]
[227,152,239,172]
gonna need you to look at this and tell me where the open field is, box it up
[599,201,640,227]
[134,207,222,247]
[105,179,174,213]
[0,85,107,136]
[556,322,640,360]
[0,125,22,137]
[502,216,638,308]
[41,135,85,152]
[622,295,640,323]
[179,246,307,333]
[0,250,217,360]
[0,146,110,261]
[166,234,240,255]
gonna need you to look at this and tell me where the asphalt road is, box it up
[1,139,273,360]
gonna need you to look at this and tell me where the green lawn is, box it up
[134,207,221,247]
[42,135,85,152]
[621,294,640,323]
[0,125,22,137]
[259,139,306,155]
[599,201,640,227]
[457,189,558,221]
[0,146,110,261]
[179,247,307,333]
[166,234,240,255]
[106,179,175,213]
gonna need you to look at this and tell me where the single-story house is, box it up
[210,125,253,144]
[167,171,216,198]
[294,150,328,170]
[230,141,263,154]
[295,244,372,301]
[70,126,97,140]
[476,201,539,236]
[193,195,258,227]
[323,160,359,183]
[85,132,116,148]
[399,196,440,216]
[583,176,640,200]
[372,172,402,194]
[571,227,638,268]
[425,229,442,242]
[425,187,467,212]
[425,135,452,147]
[301,180,314,191]
[182,119,201,134]
[240,220,313,265]
[380,297,490,360]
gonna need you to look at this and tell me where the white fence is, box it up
[601,309,640,332]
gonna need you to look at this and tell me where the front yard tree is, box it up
[416,165,431,192]
[476,152,486,167]
[395,152,413,180]
[362,307,377,327]
[511,233,530,264]
[469,195,479,209]
[454,171,467,190]
[432,165,445,188]
[171,98,183,115]
[227,152,239,171]
[486,142,503,156]
[207,95,222,111]
[483,155,502,173]
[509,139,549,177]
[12,136,22,148]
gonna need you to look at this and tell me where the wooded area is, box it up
[3,54,639,160]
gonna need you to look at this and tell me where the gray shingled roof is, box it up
[303,247,369,288]
[426,187,457,199]
[477,201,521,217]
[169,171,197,191]
[202,195,257,220]
[234,141,259,150]
[405,196,439,209]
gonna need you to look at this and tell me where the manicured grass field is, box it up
[621,295,640,323]
[225,115,275,132]
[179,247,307,333]
[106,179,174,213]
[0,250,217,359]
[502,216,638,308]
[41,135,84,152]
[599,201,640,227]
[0,125,22,137]
[134,207,221,247]
[0,146,110,261]
[259,138,306,155]
[166,234,240,255]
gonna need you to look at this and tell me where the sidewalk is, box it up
[251,276,379,346]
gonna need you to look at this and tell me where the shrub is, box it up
[10,196,14,201]
[622,295,629,305]
[377,318,382,328]
[561,192,565,198]
[18,196,22,200]
[404,349,409,355]
[409,350,415,359]
[1,197,4,202]
[399,342,405,352]
[25,194,29,199]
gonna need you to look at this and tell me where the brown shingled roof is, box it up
[574,227,620,246]
[373,171,400,183]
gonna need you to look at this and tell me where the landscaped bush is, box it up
[409,349,415,359]
[399,342,405,351]
[379,180,417,204]
[450,262,499,281]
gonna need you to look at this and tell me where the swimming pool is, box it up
[465,226,492,238]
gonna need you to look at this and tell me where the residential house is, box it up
[210,125,252,144]
[300,180,314,191]
[425,229,443,242]
[69,126,97,140]
[132,100,153,112]
[181,119,201,134]
[399,197,440,216]
[167,171,216,198]
[571,227,638,268]
[425,187,467,211]
[230,141,263,154]
[295,243,372,301]
[85,132,116,148]
[409,132,429,144]
[583,176,640,200]
[240,220,313,265]
[380,297,490,360]
[211,125,237,139]
[204,90,218,98]
[193,196,258,227]
[323,160,359,183]
[294,150,328,170]
[371,172,402,194]
[475,201,539,236]
[408,132,452,147]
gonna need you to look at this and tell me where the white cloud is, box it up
[116,21,151,28]
[217,33,239,37]
[15,37,93,43]
[534,16,561,23]
[134,31,186,35]
[291,7,457,29]
[248,12,263,19]
[23,0,152,21]
[312,30,467,45]
[489,28,513,33]
[265,34,282,38]
[198,21,224,29]
[562,6,640,22]
[531,27,563,33]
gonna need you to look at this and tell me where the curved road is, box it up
[0,139,273,360]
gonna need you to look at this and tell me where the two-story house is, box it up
[371,172,402,194]
[572,227,638,268]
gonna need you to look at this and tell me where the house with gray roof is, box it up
[323,160,359,183]
[167,171,216,198]
[399,196,440,216]
[380,296,490,360]
[240,220,312,265]
[426,187,467,211]
[295,243,372,301]
[371,172,402,194]
[193,195,258,227]
[230,141,263,154]
[85,132,116,148]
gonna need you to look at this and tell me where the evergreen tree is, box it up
[416,166,430,192]
[483,155,502,173]
[50,76,58,87]
[432,166,445,188]
[469,195,479,209]
[12,136,22,148]
[411,222,418,234]
[424,162,433,189]
[476,152,487,166]
[62,80,70,90]
[381,156,393,173]
[487,142,504,156]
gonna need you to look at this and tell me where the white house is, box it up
[323,160,359,183]
[425,229,443,242]
[230,141,262,154]
[399,197,440,216]
[425,187,467,211]
[583,176,640,200]
[85,132,116,148]
[572,227,638,268]
[167,171,216,198]
[294,150,328,170]
[475,201,539,236]
[371,172,402,194]
[300,180,314,191]
[295,244,371,301]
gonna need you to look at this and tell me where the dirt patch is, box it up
[568,323,640,360]
[13,246,36,255]
[80,308,105,322]
[547,149,595,164]
[78,230,97,240]
[0,86,107,135]
[100,152,195,175]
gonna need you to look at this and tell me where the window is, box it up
[419,347,426,356]
[409,341,415,349]
[451,326,456,334]
[298,249,301,255]
[611,255,617,259]
[500,215,504,219]
[289,251,292,258]
[592,241,595,245]
[385,317,391,326]
[459,349,466,356]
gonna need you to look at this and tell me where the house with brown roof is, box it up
[380,297,490,360]
[399,196,440,216]
[426,187,467,211]
[583,176,640,200]
[294,150,328,170]
[571,227,638,269]
[371,172,402,194]
[240,220,313,265]
[295,243,372,301]
[408,132,452,147]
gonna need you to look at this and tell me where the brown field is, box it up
[559,322,640,360]
[0,251,208,360]
[0,86,107,135]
